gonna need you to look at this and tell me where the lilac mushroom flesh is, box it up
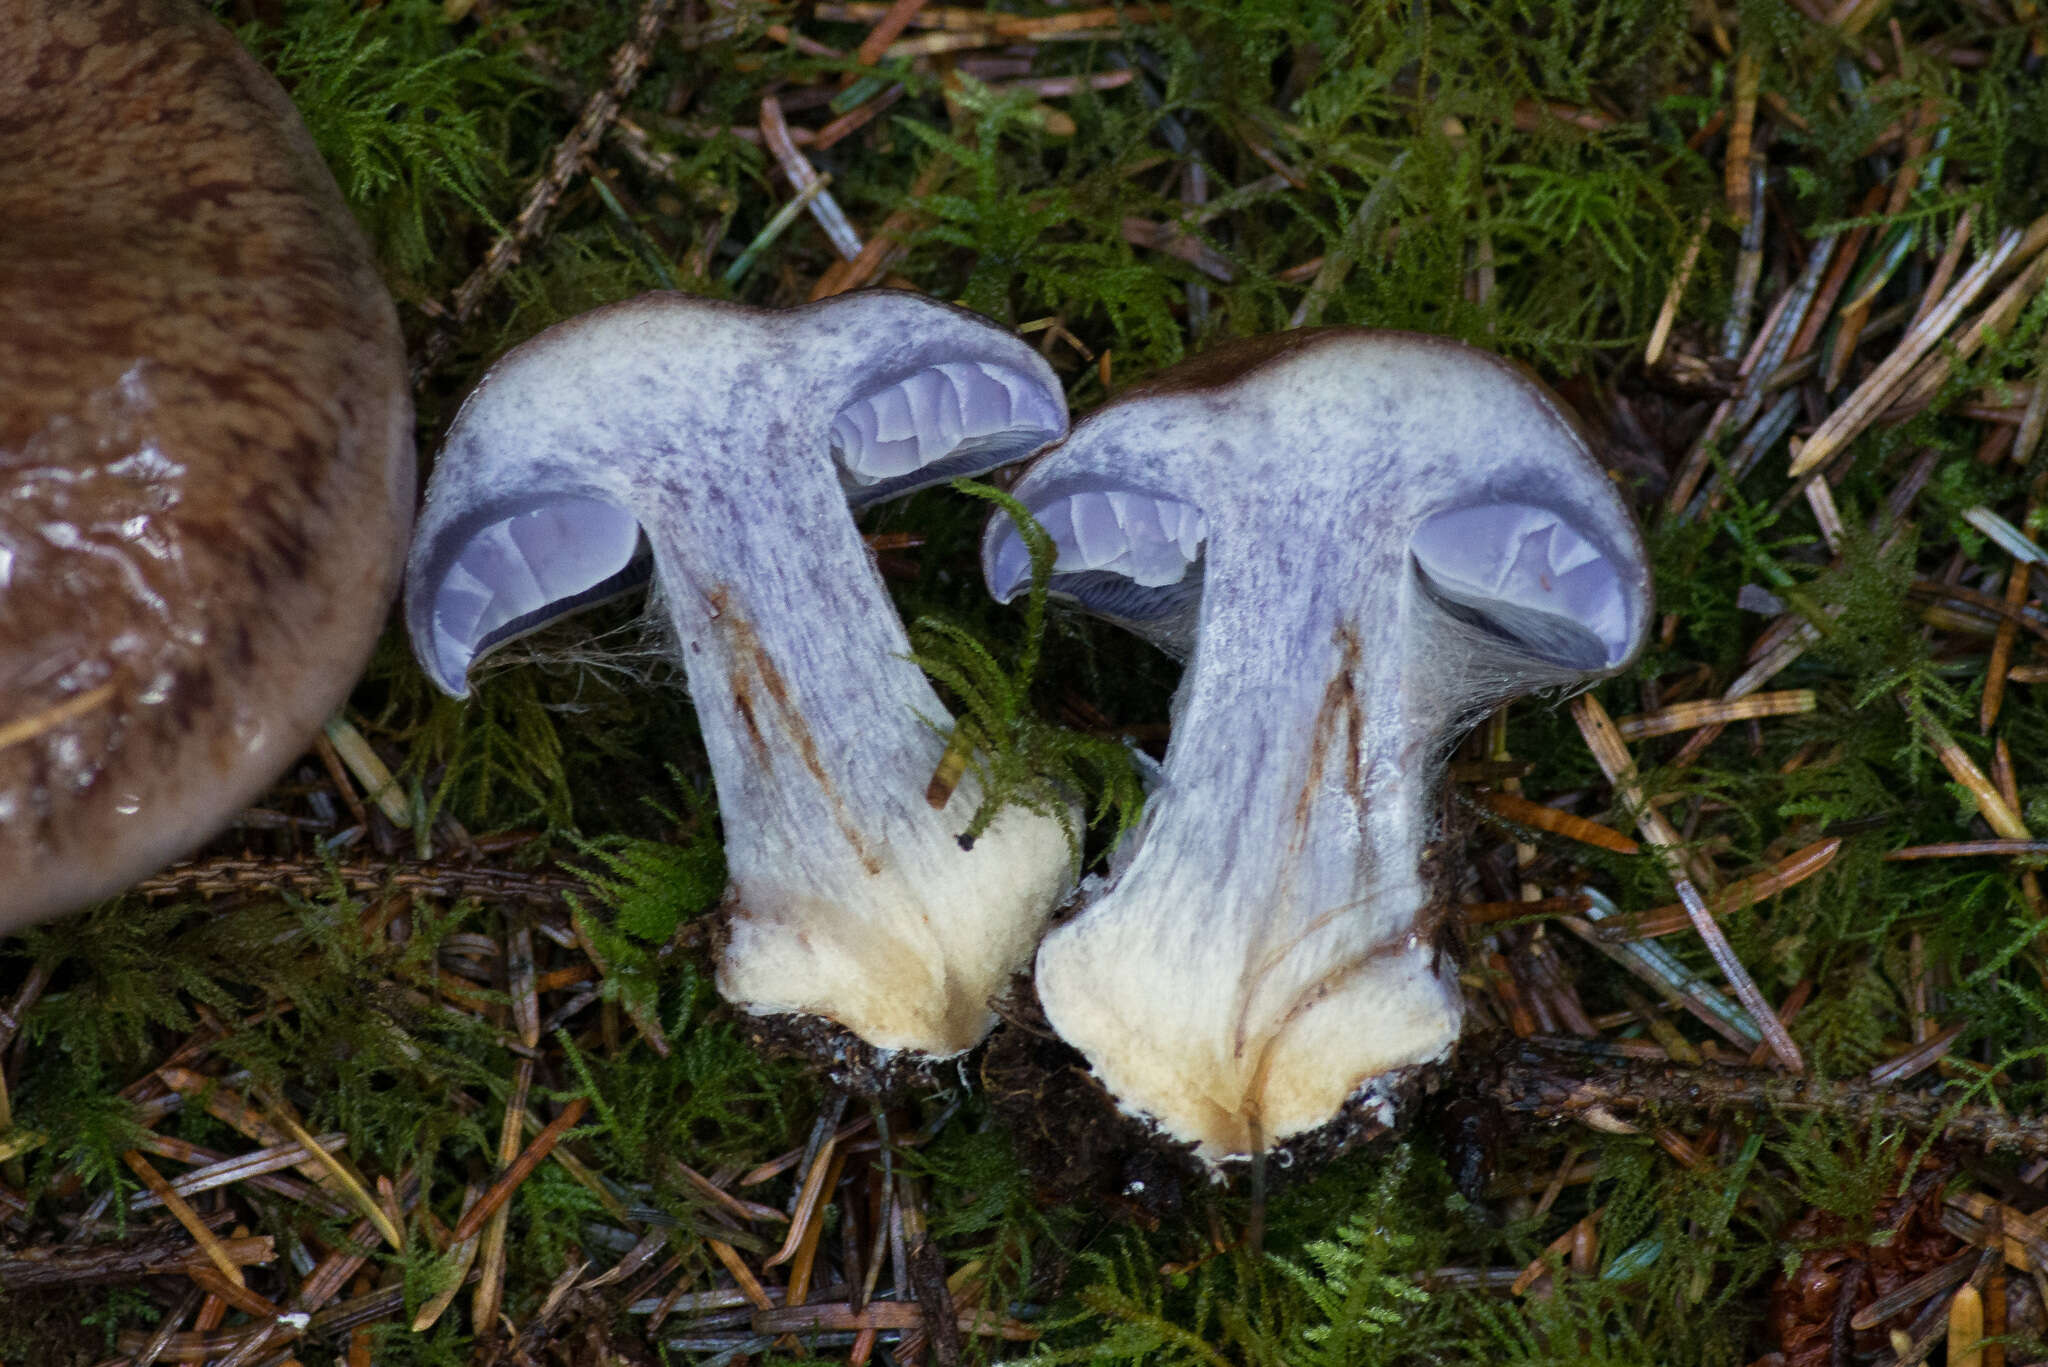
[982,330,1651,1164]
[407,291,1073,1058]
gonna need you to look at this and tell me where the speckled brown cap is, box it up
[0,0,414,925]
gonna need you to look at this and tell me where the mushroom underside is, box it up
[421,358,1063,693]
[833,359,1066,504]
[991,482,1637,671]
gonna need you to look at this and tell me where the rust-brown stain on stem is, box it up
[1289,626,1367,849]
[715,593,884,876]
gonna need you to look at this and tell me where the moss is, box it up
[14,0,2048,1360]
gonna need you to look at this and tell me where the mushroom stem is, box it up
[406,290,1073,1060]
[646,500,1066,1058]
[1034,506,1462,1160]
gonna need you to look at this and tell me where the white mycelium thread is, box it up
[983,332,1652,1165]
[407,291,1072,1057]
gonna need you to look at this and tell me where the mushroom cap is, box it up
[984,329,1650,686]
[406,290,1066,697]
[0,0,414,927]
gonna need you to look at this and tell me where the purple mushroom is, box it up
[982,330,1652,1164]
[407,291,1074,1061]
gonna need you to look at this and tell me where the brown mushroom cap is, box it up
[0,0,414,926]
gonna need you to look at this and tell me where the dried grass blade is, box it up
[1614,690,1816,741]
[1571,695,1804,1070]
[265,1107,403,1252]
[411,1185,484,1332]
[1790,228,2022,477]
[471,1057,531,1335]
[120,1151,247,1290]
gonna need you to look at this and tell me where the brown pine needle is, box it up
[751,1301,1037,1338]
[1725,49,1760,223]
[121,1151,248,1290]
[1986,1250,2009,1367]
[1912,701,2030,840]
[763,1125,844,1268]
[1885,839,2048,859]
[1473,790,1640,855]
[1645,212,1709,367]
[1909,205,1978,331]
[854,0,930,64]
[784,1150,847,1306]
[1512,1207,1601,1295]
[184,1265,288,1323]
[410,1186,484,1333]
[453,1096,590,1243]
[810,157,950,300]
[709,1237,776,1311]
[1598,838,1841,941]
[471,1057,532,1336]
[820,1,1167,32]
[873,2,1169,54]
[1868,1020,1967,1085]
[1461,894,1594,925]
[740,1113,874,1186]
[1790,228,2023,477]
[1613,690,1816,741]
[1885,226,2048,418]
[813,82,907,151]
[1948,1192,2048,1273]
[673,1159,788,1224]
[507,920,541,1051]
[1570,694,1804,1072]
[1786,185,1887,361]
[1984,561,2033,733]
[2019,338,2048,465]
